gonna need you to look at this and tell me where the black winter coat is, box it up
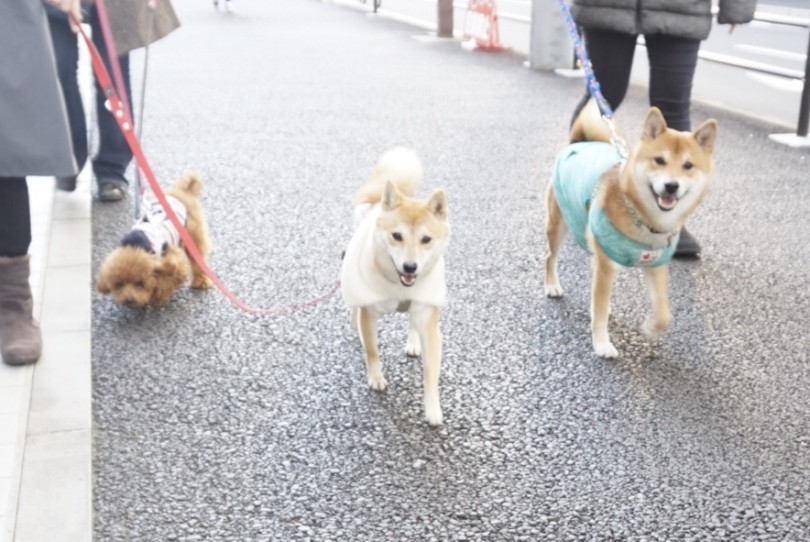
[571,0,757,40]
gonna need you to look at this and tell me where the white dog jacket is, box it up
[340,204,446,309]
[120,195,187,255]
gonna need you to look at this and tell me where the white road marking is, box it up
[745,70,804,92]
[736,43,806,63]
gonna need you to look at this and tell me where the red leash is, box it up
[72,13,340,315]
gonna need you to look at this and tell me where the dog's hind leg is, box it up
[591,248,619,358]
[358,306,387,391]
[184,209,214,290]
[412,305,442,426]
[544,185,568,297]
[188,240,213,289]
[642,265,672,340]
[189,263,213,289]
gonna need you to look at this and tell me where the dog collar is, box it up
[622,194,679,246]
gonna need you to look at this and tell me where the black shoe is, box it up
[56,176,77,192]
[97,178,128,202]
[674,227,701,259]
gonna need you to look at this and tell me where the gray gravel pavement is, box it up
[92,0,810,540]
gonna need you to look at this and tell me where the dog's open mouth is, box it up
[399,273,417,287]
[656,195,678,211]
[651,185,680,212]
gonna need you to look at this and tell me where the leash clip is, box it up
[602,115,629,159]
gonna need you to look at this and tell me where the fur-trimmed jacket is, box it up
[571,0,757,41]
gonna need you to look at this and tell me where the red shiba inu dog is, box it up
[545,100,717,358]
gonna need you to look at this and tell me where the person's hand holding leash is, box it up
[45,0,82,31]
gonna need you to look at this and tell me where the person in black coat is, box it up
[570,0,757,257]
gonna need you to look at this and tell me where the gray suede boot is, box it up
[0,256,42,365]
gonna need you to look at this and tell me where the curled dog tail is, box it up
[175,171,203,197]
[355,147,423,205]
[569,98,614,144]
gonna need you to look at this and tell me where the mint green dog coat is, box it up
[551,142,678,268]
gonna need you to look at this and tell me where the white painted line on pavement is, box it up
[746,71,804,93]
[736,43,806,63]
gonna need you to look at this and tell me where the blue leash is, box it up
[557,0,628,157]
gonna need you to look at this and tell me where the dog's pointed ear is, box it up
[382,180,399,210]
[693,118,718,153]
[427,189,448,220]
[642,107,667,141]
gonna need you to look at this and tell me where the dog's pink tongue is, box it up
[658,196,676,210]
[401,274,416,286]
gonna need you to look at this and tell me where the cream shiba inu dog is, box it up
[341,147,450,426]
[544,100,717,358]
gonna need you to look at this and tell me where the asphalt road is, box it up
[92,0,810,540]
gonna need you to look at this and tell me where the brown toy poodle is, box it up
[96,172,213,307]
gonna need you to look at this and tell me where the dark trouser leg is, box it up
[644,34,702,257]
[47,11,88,188]
[0,178,31,258]
[90,6,133,184]
[571,28,638,126]
[644,34,701,131]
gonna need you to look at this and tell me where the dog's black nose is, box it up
[664,181,679,194]
[403,262,418,274]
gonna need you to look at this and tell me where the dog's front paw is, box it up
[593,340,619,358]
[191,275,213,289]
[367,371,388,392]
[544,282,564,298]
[424,400,443,427]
